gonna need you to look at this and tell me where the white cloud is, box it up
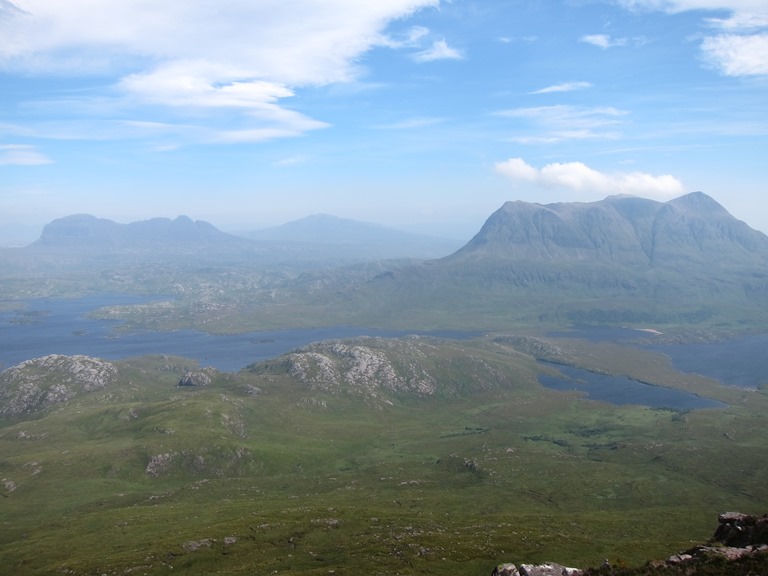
[495,157,684,198]
[617,1,767,13]
[580,34,627,49]
[412,39,463,62]
[496,105,627,142]
[614,0,768,76]
[530,81,593,94]
[0,144,53,166]
[701,32,768,75]
[705,11,768,30]
[0,0,440,143]
[372,117,445,129]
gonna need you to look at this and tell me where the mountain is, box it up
[450,192,768,267]
[23,213,459,267]
[329,192,768,329]
[241,213,461,259]
[32,214,250,251]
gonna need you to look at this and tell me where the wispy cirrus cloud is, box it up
[496,105,627,143]
[530,81,593,94]
[412,39,463,62]
[0,0,442,145]
[0,144,53,166]
[580,34,647,49]
[580,34,628,48]
[614,1,768,76]
[495,157,684,198]
[372,116,445,130]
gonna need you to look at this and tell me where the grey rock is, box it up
[492,562,583,576]
[178,368,217,387]
[0,355,119,417]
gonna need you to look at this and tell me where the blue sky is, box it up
[1,0,767,243]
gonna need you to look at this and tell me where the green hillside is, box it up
[2,337,767,575]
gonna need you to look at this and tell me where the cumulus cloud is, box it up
[412,39,463,62]
[701,32,768,75]
[0,0,440,143]
[614,0,768,76]
[530,81,593,94]
[495,157,684,198]
[0,144,53,166]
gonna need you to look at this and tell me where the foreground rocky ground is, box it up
[494,512,768,576]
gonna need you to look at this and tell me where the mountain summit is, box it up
[450,192,768,268]
[33,214,242,250]
[351,192,768,328]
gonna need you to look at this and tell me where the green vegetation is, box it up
[1,338,767,575]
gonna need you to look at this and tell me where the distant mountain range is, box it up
[33,214,248,250]
[7,192,768,329]
[25,212,460,264]
[241,213,461,258]
[341,192,768,328]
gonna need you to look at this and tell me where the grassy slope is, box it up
[1,340,767,575]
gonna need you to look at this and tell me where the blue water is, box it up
[539,363,725,410]
[0,295,475,372]
[549,326,768,390]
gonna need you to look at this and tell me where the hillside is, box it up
[1,338,767,574]
[323,192,768,330]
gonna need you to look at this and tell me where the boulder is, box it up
[492,562,583,576]
[177,368,217,387]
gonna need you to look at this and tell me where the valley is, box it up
[1,193,768,575]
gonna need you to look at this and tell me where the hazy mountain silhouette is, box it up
[242,213,460,259]
[351,192,768,327]
[33,214,246,250]
[26,213,460,265]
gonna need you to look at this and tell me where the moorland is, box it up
[1,192,767,575]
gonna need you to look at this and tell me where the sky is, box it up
[1,0,767,244]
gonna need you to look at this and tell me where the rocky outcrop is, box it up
[493,513,768,576]
[0,354,119,418]
[248,336,512,403]
[493,562,582,576]
[663,512,768,566]
[177,367,218,387]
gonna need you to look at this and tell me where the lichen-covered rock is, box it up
[492,562,583,576]
[0,354,119,418]
[248,336,513,404]
[177,367,217,387]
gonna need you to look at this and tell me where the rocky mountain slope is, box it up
[450,192,768,267]
[0,354,120,418]
[339,192,768,328]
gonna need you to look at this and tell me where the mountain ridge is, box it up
[449,192,768,267]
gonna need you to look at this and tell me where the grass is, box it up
[2,337,768,574]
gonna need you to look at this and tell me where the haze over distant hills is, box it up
[241,213,460,259]
[340,192,768,328]
[20,212,460,265]
[33,214,248,251]
[3,191,768,331]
